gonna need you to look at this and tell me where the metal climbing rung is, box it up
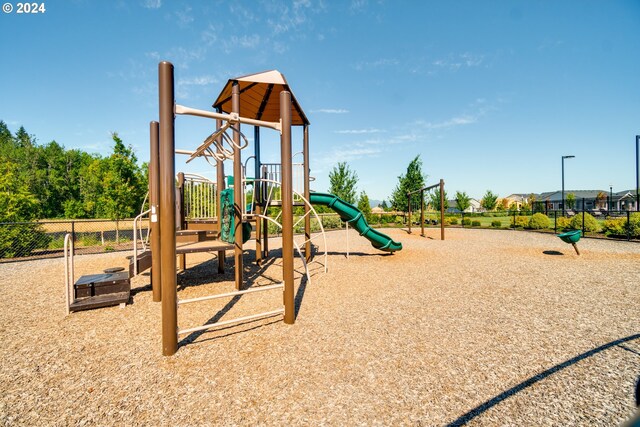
[178,308,285,335]
[178,283,284,305]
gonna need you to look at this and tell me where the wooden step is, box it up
[69,291,130,312]
[129,250,152,276]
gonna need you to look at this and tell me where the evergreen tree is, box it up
[429,189,449,211]
[455,191,471,212]
[329,162,358,204]
[357,191,371,219]
[481,190,498,211]
[390,155,426,211]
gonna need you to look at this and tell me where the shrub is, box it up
[491,220,502,228]
[394,216,404,224]
[471,220,481,227]
[462,218,471,226]
[556,216,572,230]
[627,212,640,238]
[0,223,52,259]
[320,215,343,230]
[570,213,600,232]
[528,213,550,230]
[80,234,100,247]
[602,217,626,236]
[449,218,458,225]
[511,216,529,228]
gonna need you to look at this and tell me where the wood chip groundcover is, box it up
[1,228,638,426]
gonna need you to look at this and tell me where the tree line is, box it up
[327,155,524,215]
[0,121,147,222]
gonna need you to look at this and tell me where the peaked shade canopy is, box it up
[212,70,309,126]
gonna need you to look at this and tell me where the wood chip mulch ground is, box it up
[1,227,638,426]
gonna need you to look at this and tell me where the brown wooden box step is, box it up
[129,250,152,277]
[74,271,130,299]
[69,291,130,312]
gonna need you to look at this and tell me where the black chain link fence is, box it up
[0,219,149,263]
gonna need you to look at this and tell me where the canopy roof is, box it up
[212,70,309,126]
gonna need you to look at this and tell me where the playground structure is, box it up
[63,61,405,356]
[406,180,446,240]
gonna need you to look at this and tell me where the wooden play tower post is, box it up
[280,91,295,324]
[232,82,243,291]
[149,120,161,302]
[158,61,178,356]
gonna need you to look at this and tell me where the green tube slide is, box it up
[309,192,402,253]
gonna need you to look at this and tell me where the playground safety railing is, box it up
[132,209,151,276]
[182,173,217,220]
[63,233,74,316]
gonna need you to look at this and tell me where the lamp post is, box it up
[561,155,575,216]
[636,135,640,211]
[609,184,613,212]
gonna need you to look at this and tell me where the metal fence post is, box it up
[582,198,586,236]
[554,210,557,233]
[71,221,76,255]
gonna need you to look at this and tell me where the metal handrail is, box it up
[63,233,74,315]
[132,209,151,276]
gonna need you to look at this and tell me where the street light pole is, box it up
[636,135,640,211]
[609,184,613,212]
[561,155,575,216]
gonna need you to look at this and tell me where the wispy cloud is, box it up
[178,75,219,86]
[142,0,161,9]
[335,129,384,134]
[318,147,383,167]
[175,6,194,27]
[201,24,219,47]
[176,75,219,99]
[225,34,261,50]
[433,52,484,71]
[350,0,368,12]
[416,115,477,129]
[311,108,349,114]
[353,58,399,71]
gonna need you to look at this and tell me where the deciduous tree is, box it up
[329,162,358,204]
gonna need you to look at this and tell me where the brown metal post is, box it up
[303,125,311,261]
[280,91,295,324]
[439,179,445,241]
[420,189,425,237]
[232,82,243,290]
[262,169,269,259]
[407,193,412,234]
[159,61,178,356]
[149,121,161,302]
[215,114,225,274]
[254,126,262,265]
[177,172,186,271]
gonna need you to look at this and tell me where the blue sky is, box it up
[1,0,639,202]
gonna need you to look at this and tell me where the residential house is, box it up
[447,198,481,213]
[535,189,638,212]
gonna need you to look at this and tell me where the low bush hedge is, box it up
[471,220,481,227]
[570,213,600,232]
[528,213,550,230]
[491,220,502,228]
